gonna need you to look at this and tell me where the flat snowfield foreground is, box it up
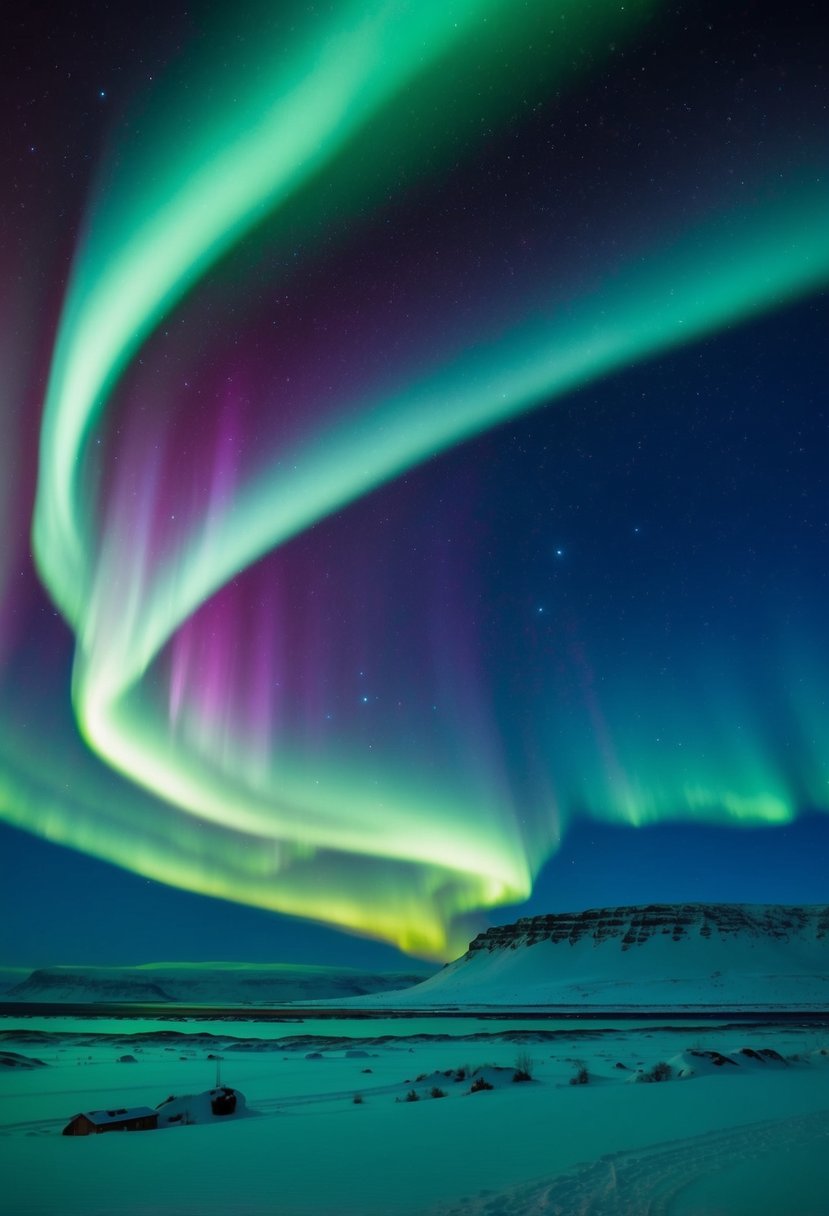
[1,1012,828,1216]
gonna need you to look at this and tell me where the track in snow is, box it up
[435,1108,829,1216]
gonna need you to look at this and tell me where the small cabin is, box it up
[62,1107,158,1136]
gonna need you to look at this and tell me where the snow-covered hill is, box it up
[361,904,829,1009]
[3,962,432,1005]
[0,969,28,997]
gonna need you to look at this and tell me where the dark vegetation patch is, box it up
[0,1050,47,1068]
[637,1061,673,1083]
[689,1050,738,1067]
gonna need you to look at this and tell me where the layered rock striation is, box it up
[466,904,829,955]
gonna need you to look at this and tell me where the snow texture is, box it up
[1,1012,827,1214]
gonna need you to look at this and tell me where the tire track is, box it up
[435,1109,829,1216]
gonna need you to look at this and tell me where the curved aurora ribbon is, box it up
[21,0,829,956]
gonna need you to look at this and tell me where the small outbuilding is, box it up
[210,1086,237,1116]
[62,1107,158,1136]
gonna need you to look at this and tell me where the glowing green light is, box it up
[15,0,829,957]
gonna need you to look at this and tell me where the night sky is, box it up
[1,0,827,968]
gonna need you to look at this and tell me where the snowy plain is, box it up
[2,1009,828,1216]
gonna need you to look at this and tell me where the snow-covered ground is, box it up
[1,1011,827,1215]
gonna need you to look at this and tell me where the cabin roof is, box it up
[79,1106,157,1126]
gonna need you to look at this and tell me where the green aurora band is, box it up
[12,0,829,955]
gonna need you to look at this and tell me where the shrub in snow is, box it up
[513,1051,534,1082]
[430,1087,446,1099]
[469,1077,493,1093]
[353,1094,363,1105]
[405,1089,420,1102]
[638,1061,673,1083]
[569,1065,589,1086]
[689,1049,737,1068]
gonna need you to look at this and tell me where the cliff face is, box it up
[466,904,829,956]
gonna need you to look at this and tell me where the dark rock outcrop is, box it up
[466,904,829,956]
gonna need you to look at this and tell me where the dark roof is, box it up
[77,1107,157,1126]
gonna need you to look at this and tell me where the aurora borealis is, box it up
[1,0,827,961]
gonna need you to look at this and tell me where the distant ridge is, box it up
[358,904,829,1009]
[3,962,432,1005]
